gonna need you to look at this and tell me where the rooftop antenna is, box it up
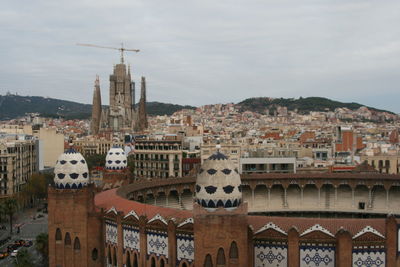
[76,43,140,63]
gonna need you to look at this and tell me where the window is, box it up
[217,248,226,266]
[73,237,80,250]
[91,248,98,261]
[55,228,62,241]
[229,242,238,259]
[358,202,365,210]
[64,232,71,245]
[204,254,213,267]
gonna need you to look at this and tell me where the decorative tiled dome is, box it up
[195,151,242,211]
[105,147,127,170]
[54,149,90,189]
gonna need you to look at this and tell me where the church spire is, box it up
[90,75,102,135]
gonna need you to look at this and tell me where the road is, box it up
[0,208,48,266]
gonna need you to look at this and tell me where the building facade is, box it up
[0,135,37,197]
[133,139,183,179]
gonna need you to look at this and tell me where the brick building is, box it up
[48,149,400,266]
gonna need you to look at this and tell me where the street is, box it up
[0,208,48,267]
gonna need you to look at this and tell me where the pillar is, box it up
[368,187,372,209]
[386,216,397,267]
[288,228,299,267]
[283,187,288,208]
[335,230,352,267]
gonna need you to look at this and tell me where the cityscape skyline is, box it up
[1,0,400,112]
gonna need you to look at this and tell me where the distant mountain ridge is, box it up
[0,94,195,120]
[0,94,395,121]
[237,97,394,115]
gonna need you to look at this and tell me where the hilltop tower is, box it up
[48,149,103,267]
[193,149,250,266]
[90,75,102,135]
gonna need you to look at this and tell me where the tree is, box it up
[2,198,17,235]
[85,153,106,170]
[13,248,33,267]
[20,173,52,208]
[36,232,49,265]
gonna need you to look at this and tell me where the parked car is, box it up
[7,244,19,253]
[23,240,33,247]
[0,250,9,259]
[10,250,18,257]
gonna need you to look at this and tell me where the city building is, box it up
[0,134,37,197]
[133,138,183,179]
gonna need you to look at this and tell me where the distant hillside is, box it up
[145,102,195,116]
[0,94,195,120]
[237,97,394,115]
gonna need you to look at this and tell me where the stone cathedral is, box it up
[90,60,147,134]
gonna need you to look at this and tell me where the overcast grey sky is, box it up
[1,0,400,112]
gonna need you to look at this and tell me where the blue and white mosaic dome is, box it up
[54,149,90,189]
[105,147,127,170]
[195,151,242,211]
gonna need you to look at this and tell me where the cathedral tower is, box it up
[48,149,103,267]
[91,75,102,135]
[193,149,249,266]
[107,63,135,131]
[136,76,148,132]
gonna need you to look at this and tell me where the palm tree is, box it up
[3,198,17,235]
[35,233,48,265]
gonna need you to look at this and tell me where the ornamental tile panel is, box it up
[254,241,287,267]
[300,245,335,267]
[177,234,194,263]
[147,230,168,258]
[352,249,385,267]
[105,220,117,245]
[123,224,140,252]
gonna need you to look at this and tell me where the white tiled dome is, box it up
[105,147,127,170]
[54,149,90,189]
[195,151,242,211]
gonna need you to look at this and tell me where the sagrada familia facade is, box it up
[90,61,148,134]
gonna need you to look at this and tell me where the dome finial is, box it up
[216,138,221,153]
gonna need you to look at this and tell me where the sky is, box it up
[1,0,400,112]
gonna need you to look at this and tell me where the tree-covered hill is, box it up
[0,94,195,120]
[237,97,394,115]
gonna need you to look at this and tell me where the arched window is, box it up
[91,248,98,261]
[73,237,80,250]
[133,253,138,267]
[217,248,226,266]
[182,263,188,267]
[113,247,117,267]
[126,252,131,267]
[55,228,62,241]
[229,241,238,259]
[64,233,71,245]
[108,247,112,264]
[151,257,156,267]
[160,258,165,267]
[204,254,213,267]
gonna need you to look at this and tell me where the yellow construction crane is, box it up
[76,43,140,63]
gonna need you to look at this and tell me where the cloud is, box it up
[0,0,400,112]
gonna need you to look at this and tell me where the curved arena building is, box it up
[48,148,400,267]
